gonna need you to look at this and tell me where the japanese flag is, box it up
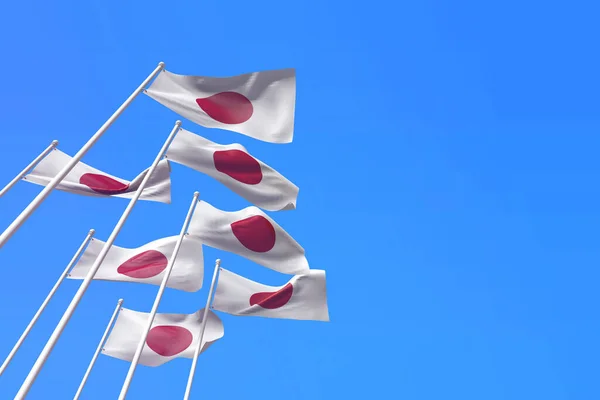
[68,236,204,292]
[212,268,329,322]
[24,148,171,203]
[187,200,308,275]
[166,128,298,211]
[102,307,224,367]
[145,68,296,143]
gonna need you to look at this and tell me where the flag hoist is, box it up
[13,120,182,399]
[0,62,166,250]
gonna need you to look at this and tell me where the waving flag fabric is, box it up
[145,68,296,143]
[24,148,171,203]
[167,128,298,211]
[187,200,309,275]
[102,307,224,367]
[68,236,204,292]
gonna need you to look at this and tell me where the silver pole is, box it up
[0,140,58,198]
[73,298,124,400]
[14,120,181,399]
[0,229,94,376]
[117,191,200,400]
[0,62,165,249]
[183,259,221,400]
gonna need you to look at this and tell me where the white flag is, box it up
[24,148,171,203]
[145,68,296,143]
[68,236,204,292]
[188,201,308,275]
[102,307,223,367]
[167,129,298,211]
[213,268,329,322]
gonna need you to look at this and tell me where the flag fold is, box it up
[102,307,224,367]
[187,200,309,275]
[68,236,204,292]
[213,268,329,321]
[145,68,296,143]
[24,148,171,203]
[167,129,298,211]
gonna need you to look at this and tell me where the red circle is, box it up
[79,173,130,195]
[117,250,168,279]
[213,150,263,185]
[250,283,294,309]
[230,215,276,253]
[196,92,254,124]
[146,325,193,357]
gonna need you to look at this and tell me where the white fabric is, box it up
[68,236,204,292]
[24,148,171,203]
[102,308,224,367]
[187,201,309,275]
[145,69,296,143]
[167,129,298,211]
[213,268,329,322]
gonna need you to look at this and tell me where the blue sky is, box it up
[1,0,599,399]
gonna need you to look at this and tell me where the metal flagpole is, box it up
[0,229,94,377]
[0,140,59,198]
[73,298,124,400]
[0,61,165,250]
[14,120,182,399]
[117,191,201,400]
[183,259,221,400]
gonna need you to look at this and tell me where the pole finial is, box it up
[51,140,59,147]
[88,229,96,236]
[117,298,124,305]
[158,61,165,68]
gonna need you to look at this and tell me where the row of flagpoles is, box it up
[0,61,329,399]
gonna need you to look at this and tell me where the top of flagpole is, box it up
[0,61,166,251]
[0,139,61,199]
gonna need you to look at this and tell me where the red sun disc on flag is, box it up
[146,325,193,357]
[250,283,294,309]
[196,92,254,124]
[230,215,276,253]
[117,250,168,279]
[79,173,130,195]
[213,150,263,185]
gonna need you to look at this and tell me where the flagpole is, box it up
[14,120,182,399]
[0,61,165,250]
[0,140,59,198]
[0,229,94,377]
[183,259,221,400]
[73,298,124,400]
[117,191,200,400]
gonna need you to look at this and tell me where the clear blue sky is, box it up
[1,0,599,399]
